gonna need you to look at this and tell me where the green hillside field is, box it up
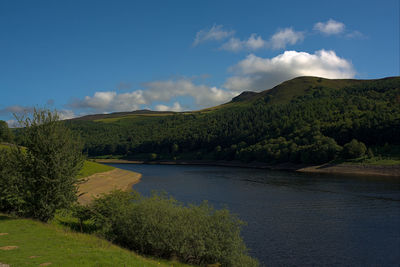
[0,214,191,267]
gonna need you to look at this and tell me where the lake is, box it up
[108,163,400,266]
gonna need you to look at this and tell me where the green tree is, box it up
[171,143,179,154]
[0,120,13,142]
[1,109,85,221]
[342,139,367,159]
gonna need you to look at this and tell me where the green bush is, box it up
[90,190,258,267]
[343,139,367,159]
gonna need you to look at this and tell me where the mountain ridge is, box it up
[69,76,400,121]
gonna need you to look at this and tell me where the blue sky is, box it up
[1,0,399,124]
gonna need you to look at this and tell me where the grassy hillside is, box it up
[0,214,191,267]
[64,76,400,165]
[77,161,115,178]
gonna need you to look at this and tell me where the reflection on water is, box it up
[109,163,400,266]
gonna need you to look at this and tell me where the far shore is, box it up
[94,159,400,178]
[78,168,142,204]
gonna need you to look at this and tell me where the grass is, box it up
[94,113,174,123]
[341,157,400,166]
[77,161,115,179]
[0,214,191,267]
[0,142,27,152]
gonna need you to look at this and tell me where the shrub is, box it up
[90,190,258,267]
[342,139,367,159]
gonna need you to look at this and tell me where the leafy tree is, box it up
[0,109,85,221]
[342,139,367,159]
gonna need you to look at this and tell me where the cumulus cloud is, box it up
[221,28,303,52]
[314,19,345,35]
[68,78,238,114]
[224,50,355,92]
[221,34,268,52]
[345,30,365,39]
[70,91,146,113]
[154,102,183,112]
[0,106,76,124]
[58,109,76,120]
[193,24,234,46]
[143,79,237,106]
[0,105,34,115]
[270,28,304,49]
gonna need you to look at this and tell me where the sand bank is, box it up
[94,159,400,178]
[78,168,142,204]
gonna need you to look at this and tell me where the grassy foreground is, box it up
[0,159,189,266]
[0,214,191,267]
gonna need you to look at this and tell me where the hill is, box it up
[0,214,191,267]
[71,109,176,122]
[64,76,400,165]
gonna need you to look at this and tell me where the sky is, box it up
[0,0,399,124]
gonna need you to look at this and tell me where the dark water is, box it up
[109,163,400,266]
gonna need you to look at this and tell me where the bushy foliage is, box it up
[0,149,25,213]
[88,190,258,267]
[0,109,85,221]
[0,120,13,142]
[342,139,367,159]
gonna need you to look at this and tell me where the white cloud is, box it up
[314,19,345,35]
[221,34,268,52]
[224,50,355,92]
[193,24,234,46]
[221,38,244,52]
[270,28,304,49]
[58,109,76,120]
[345,30,364,39]
[143,79,237,107]
[155,102,183,112]
[69,78,238,114]
[0,105,34,115]
[70,91,146,113]
[221,28,303,52]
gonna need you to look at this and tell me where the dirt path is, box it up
[78,169,142,205]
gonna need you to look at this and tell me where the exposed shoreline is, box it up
[94,159,400,178]
[78,168,142,204]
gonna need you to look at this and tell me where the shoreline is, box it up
[94,159,400,178]
[78,168,142,204]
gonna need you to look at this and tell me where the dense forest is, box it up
[63,76,400,164]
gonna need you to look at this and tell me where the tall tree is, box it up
[1,109,85,221]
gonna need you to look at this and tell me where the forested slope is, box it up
[65,76,400,164]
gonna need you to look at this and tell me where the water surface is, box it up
[109,163,400,266]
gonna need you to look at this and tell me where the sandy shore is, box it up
[95,159,400,178]
[78,168,142,204]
